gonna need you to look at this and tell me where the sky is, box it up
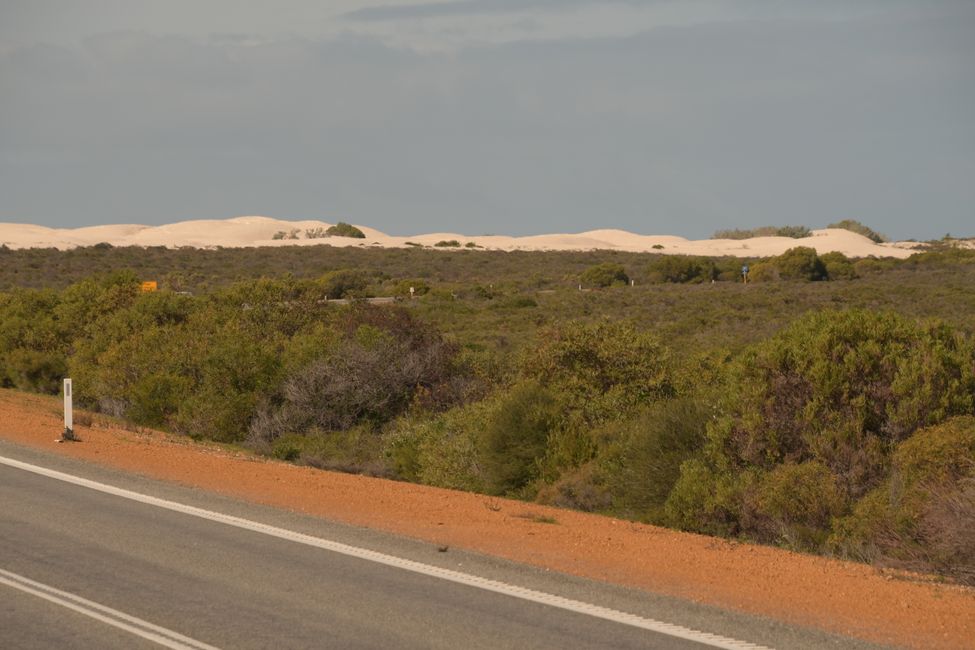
[1,1,973,240]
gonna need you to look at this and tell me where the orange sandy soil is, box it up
[1,389,972,649]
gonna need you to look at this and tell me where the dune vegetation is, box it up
[2,242,974,584]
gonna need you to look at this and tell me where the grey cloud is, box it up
[343,0,637,21]
[2,4,974,239]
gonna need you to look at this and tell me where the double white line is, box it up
[0,567,218,650]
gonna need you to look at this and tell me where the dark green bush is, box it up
[580,263,629,288]
[647,256,715,284]
[774,225,812,239]
[601,398,710,522]
[325,222,366,238]
[479,381,561,496]
[773,246,827,281]
[819,251,857,280]
[319,269,372,299]
[1,348,67,393]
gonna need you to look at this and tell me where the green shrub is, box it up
[830,416,975,583]
[383,401,490,491]
[580,263,629,288]
[665,458,753,536]
[828,219,887,243]
[492,295,537,309]
[774,225,812,239]
[819,251,857,280]
[319,269,372,299]
[600,398,710,522]
[479,381,561,496]
[713,226,811,239]
[668,310,974,542]
[273,425,387,476]
[751,461,845,550]
[392,279,431,297]
[435,240,461,248]
[325,222,366,238]
[774,246,827,281]
[720,310,972,481]
[520,320,674,424]
[1,348,67,393]
[647,256,715,284]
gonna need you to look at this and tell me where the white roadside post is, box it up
[62,378,75,441]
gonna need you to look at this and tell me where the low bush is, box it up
[478,381,561,496]
[600,398,710,522]
[325,222,366,238]
[819,251,857,280]
[830,416,975,584]
[520,320,675,424]
[647,256,715,284]
[667,310,975,546]
[713,226,811,239]
[774,246,827,281]
[580,263,629,288]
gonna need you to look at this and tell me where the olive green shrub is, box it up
[520,320,675,425]
[478,381,561,496]
[600,398,710,522]
[667,309,975,543]
[580,263,629,288]
[830,416,975,583]
[773,246,828,281]
[325,222,366,238]
[646,256,716,284]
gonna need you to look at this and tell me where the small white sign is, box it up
[63,378,73,433]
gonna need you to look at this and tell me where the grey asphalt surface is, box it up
[0,440,891,649]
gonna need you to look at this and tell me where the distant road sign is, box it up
[140,281,158,292]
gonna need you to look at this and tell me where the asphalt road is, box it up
[0,442,888,650]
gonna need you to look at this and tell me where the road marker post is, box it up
[61,378,76,442]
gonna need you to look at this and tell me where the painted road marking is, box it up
[1,454,771,650]
[0,568,220,650]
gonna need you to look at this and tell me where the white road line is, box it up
[1,454,772,650]
[0,568,220,650]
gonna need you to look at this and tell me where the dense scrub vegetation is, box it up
[712,225,812,239]
[2,243,975,584]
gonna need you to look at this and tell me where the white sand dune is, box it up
[0,215,924,258]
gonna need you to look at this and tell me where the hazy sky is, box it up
[2,1,973,239]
